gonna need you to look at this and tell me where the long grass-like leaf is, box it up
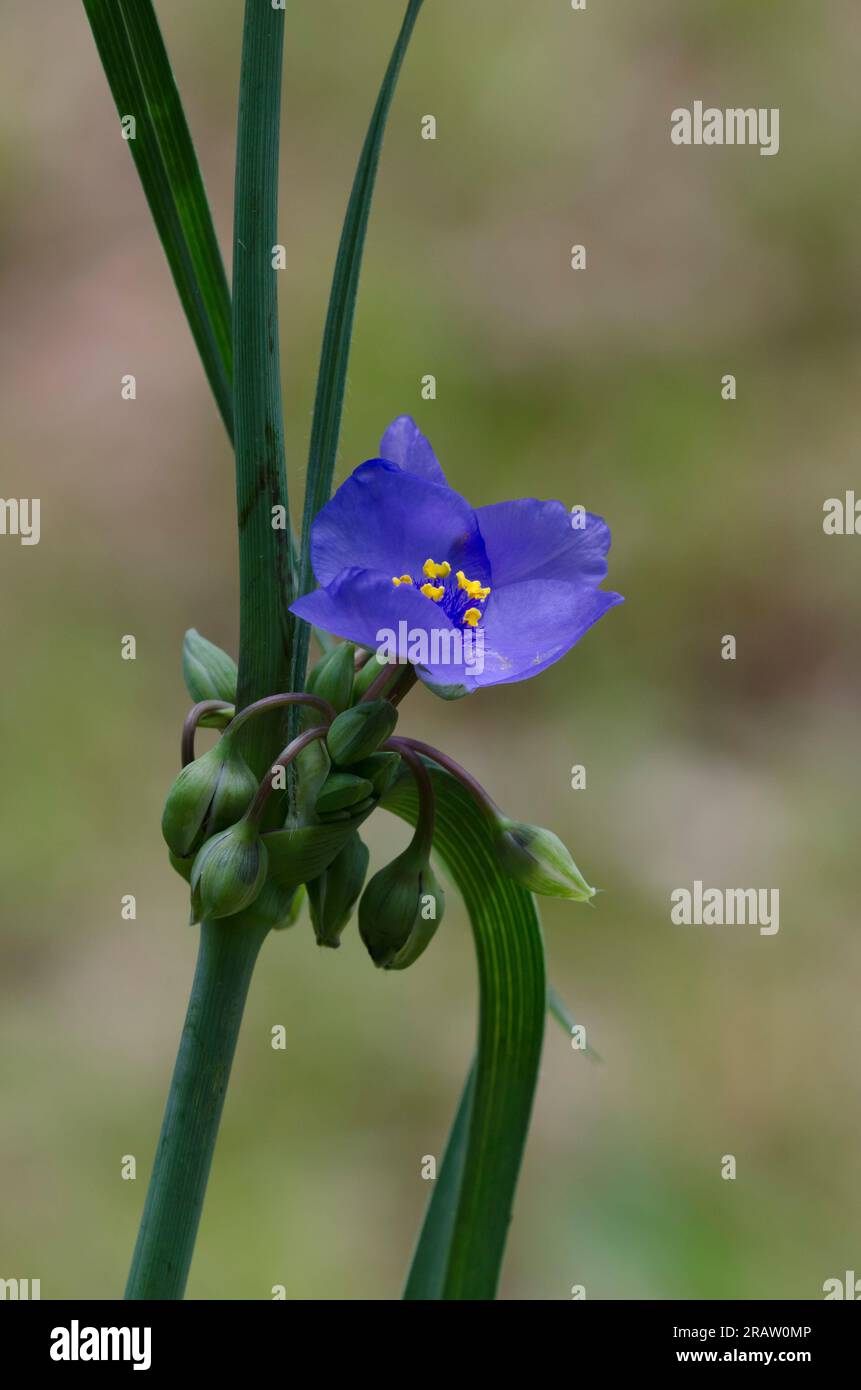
[291,0,425,696]
[384,763,547,1300]
[402,1061,476,1299]
[82,0,233,437]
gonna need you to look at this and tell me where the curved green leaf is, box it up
[82,0,233,438]
[383,762,546,1300]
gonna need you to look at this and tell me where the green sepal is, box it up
[182,628,238,704]
[168,849,195,884]
[327,698,398,767]
[262,822,357,889]
[315,772,373,815]
[293,729,331,824]
[307,832,370,948]
[306,641,356,713]
[197,706,235,730]
[422,679,470,701]
[351,653,402,701]
[347,751,401,798]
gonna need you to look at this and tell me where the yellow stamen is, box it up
[391,574,413,587]
[462,607,482,628]
[420,582,444,601]
[456,570,491,601]
[423,558,451,580]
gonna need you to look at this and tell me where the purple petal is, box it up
[379,415,447,486]
[291,568,482,688]
[310,460,489,588]
[476,580,623,686]
[477,498,612,587]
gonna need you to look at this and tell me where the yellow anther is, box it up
[391,574,413,587]
[420,583,444,601]
[462,607,482,628]
[456,570,491,601]
[423,558,451,580]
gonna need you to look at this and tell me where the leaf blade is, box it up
[291,0,425,696]
[384,762,547,1300]
[82,0,233,437]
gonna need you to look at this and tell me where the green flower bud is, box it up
[308,833,370,948]
[317,795,377,826]
[306,641,355,713]
[494,817,596,901]
[351,653,402,702]
[347,751,401,798]
[161,737,258,859]
[168,849,195,884]
[359,848,444,970]
[326,698,398,767]
[315,772,373,816]
[182,628,238,704]
[293,731,331,824]
[190,820,268,921]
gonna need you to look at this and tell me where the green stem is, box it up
[232,0,293,777]
[126,0,289,1301]
[182,699,234,766]
[125,919,268,1300]
[384,739,435,859]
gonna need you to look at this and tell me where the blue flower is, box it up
[291,417,622,691]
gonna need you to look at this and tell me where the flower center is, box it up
[392,557,491,627]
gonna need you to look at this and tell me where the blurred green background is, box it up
[2,0,860,1300]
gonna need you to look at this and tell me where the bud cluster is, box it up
[163,632,599,965]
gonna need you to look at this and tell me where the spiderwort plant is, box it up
[83,0,621,1301]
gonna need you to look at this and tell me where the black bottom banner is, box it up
[4,1298,857,1373]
